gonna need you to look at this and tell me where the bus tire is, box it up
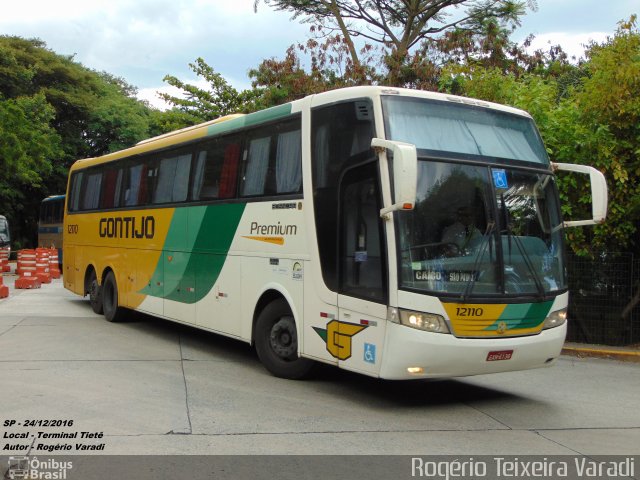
[88,270,103,315]
[102,271,127,322]
[255,299,314,379]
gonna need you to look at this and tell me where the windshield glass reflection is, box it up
[396,161,567,297]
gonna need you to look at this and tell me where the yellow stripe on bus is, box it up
[242,236,285,245]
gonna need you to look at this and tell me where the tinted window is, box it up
[242,135,271,196]
[154,152,192,204]
[340,162,387,302]
[66,115,302,211]
[122,163,145,207]
[81,172,102,210]
[192,136,241,201]
[240,117,302,198]
[312,100,375,291]
[101,168,123,209]
[69,173,83,212]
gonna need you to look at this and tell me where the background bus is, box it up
[63,86,607,381]
[39,195,65,264]
[0,215,10,254]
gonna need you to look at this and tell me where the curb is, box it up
[561,346,640,363]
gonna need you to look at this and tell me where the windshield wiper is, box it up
[461,221,495,301]
[501,195,546,299]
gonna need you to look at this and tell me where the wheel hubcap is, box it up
[269,316,297,359]
[90,281,98,300]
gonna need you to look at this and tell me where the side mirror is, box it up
[552,162,608,227]
[371,138,418,217]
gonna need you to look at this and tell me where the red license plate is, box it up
[486,350,513,361]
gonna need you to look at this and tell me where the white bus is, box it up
[63,86,607,379]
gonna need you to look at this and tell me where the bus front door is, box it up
[337,162,388,376]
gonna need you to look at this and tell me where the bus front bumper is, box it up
[379,321,567,380]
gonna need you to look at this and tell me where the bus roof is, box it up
[306,86,531,118]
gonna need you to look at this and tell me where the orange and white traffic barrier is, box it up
[49,248,61,279]
[35,248,52,284]
[15,249,42,289]
[0,247,9,273]
[0,271,8,298]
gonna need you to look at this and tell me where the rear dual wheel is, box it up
[88,270,103,315]
[101,271,127,322]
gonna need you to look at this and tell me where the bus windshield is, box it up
[382,96,549,165]
[395,162,567,298]
[383,97,566,298]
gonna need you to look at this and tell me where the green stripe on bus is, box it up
[243,104,292,127]
[206,104,293,137]
[141,203,246,304]
[484,300,554,331]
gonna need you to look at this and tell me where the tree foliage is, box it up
[439,17,640,256]
[0,36,154,248]
[256,0,536,83]
[160,57,263,123]
[0,93,61,246]
[249,32,380,105]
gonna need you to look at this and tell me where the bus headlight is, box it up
[392,308,450,333]
[543,308,567,329]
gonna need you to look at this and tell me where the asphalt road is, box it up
[0,275,639,459]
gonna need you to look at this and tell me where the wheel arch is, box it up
[83,264,98,296]
[100,265,115,284]
[83,262,116,296]
[251,285,301,347]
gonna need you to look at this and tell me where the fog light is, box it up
[407,367,424,374]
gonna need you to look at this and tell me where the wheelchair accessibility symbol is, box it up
[492,169,509,189]
[364,343,376,364]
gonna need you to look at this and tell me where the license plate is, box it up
[486,350,513,361]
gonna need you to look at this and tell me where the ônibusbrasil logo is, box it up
[8,456,73,479]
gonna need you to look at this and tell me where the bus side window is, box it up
[275,129,301,194]
[241,136,271,196]
[101,169,121,209]
[81,172,103,211]
[154,152,191,204]
[237,117,301,199]
[141,162,158,205]
[219,143,240,199]
[54,200,62,224]
[124,164,144,207]
[69,173,83,212]
[192,137,240,202]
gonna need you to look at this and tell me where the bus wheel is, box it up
[102,271,127,322]
[255,299,314,379]
[88,270,103,315]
